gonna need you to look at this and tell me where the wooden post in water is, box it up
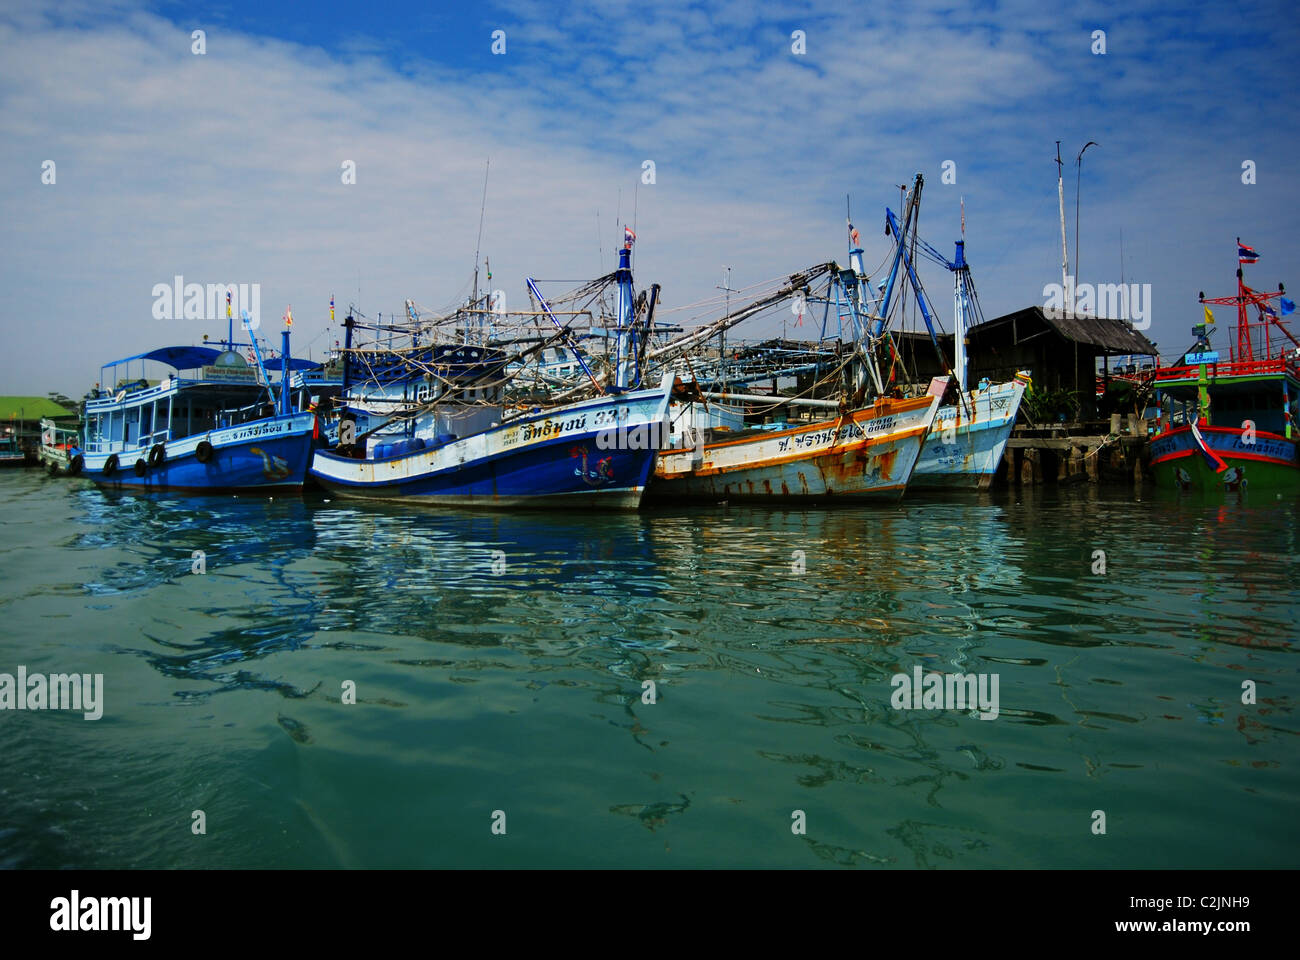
[1020,448,1033,484]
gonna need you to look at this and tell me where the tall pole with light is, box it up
[1075,141,1099,286]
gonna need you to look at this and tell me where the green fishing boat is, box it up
[1149,240,1299,495]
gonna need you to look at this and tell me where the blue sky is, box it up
[2,0,1299,395]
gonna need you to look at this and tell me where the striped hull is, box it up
[1149,424,1299,494]
[911,380,1026,490]
[648,394,941,502]
[309,384,673,510]
[82,413,315,492]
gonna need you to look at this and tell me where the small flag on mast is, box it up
[226,290,232,319]
[1238,242,1259,264]
[1203,305,1214,326]
[284,305,293,327]
[330,295,335,323]
[848,222,860,247]
[624,226,636,249]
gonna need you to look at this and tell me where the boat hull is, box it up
[910,380,1026,490]
[39,445,79,475]
[648,394,940,502]
[1149,424,1299,494]
[309,385,673,510]
[82,413,315,493]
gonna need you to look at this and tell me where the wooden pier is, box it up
[1001,413,1151,485]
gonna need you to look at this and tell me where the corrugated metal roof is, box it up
[971,306,1157,354]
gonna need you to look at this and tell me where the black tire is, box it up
[134,458,147,477]
[148,443,166,468]
[48,461,59,477]
[69,454,83,476]
[196,440,214,463]
[103,454,119,476]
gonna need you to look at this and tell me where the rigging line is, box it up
[655,271,811,316]
[472,158,490,302]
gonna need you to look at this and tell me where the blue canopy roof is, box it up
[103,346,225,370]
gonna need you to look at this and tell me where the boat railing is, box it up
[1154,356,1300,382]
[137,428,173,449]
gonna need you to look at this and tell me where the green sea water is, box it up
[0,469,1296,868]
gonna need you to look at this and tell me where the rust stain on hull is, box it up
[877,448,899,481]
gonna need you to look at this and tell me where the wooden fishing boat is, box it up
[649,381,943,502]
[911,376,1028,489]
[1149,241,1299,495]
[870,176,1028,489]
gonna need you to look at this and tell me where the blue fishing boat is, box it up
[0,435,26,467]
[81,323,316,492]
[310,244,675,508]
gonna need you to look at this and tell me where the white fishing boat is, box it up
[38,417,83,475]
[870,175,1028,489]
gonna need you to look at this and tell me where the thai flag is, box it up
[1264,304,1279,319]
[624,226,636,248]
[1190,421,1228,473]
[1238,242,1259,263]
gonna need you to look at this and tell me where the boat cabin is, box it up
[83,346,289,457]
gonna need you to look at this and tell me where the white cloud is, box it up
[1,0,1297,394]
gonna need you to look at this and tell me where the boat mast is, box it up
[472,159,490,344]
[953,238,967,392]
[1056,141,1069,302]
[1200,239,1293,365]
[844,197,884,396]
[614,236,636,390]
[280,324,292,416]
